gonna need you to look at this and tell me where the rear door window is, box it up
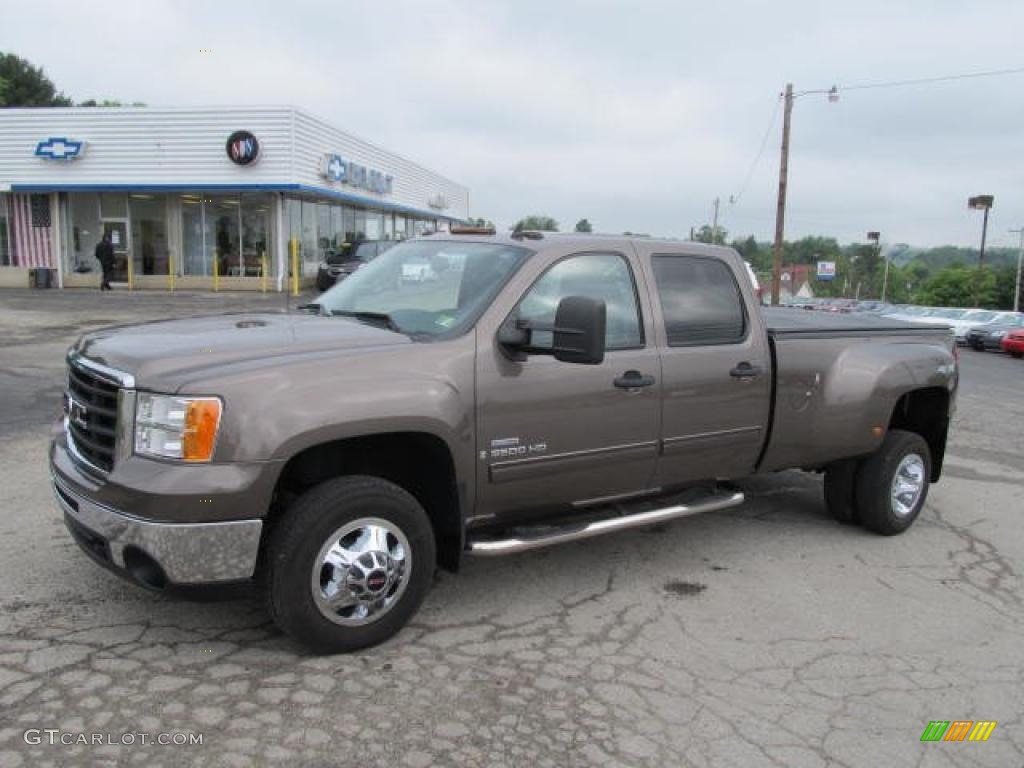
[652,255,747,345]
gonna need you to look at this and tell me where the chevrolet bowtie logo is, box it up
[35,137,85,160]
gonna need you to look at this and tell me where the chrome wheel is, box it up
[891,454,926,518]
[311,517,412,626]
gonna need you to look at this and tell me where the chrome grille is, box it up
[66,358,121,473]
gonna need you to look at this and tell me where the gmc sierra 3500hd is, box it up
[51,230,957,652]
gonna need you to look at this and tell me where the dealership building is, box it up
[0,106,469,290]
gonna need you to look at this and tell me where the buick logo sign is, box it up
[226,130,260,166]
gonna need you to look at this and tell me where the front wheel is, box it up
[264,476,436,653]
[855,430,931,536]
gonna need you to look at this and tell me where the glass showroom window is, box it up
[129,194,169,276]
[240,193,272,276]
[300,201,321,277]
[181,194,207,275]
[364,211,383,240]
[67,193,103,273]
[179,193,272,277]
[208,196,240,277]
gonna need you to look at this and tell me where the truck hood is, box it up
[72,312,411,389]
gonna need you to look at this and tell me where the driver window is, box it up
[518,252,643,350]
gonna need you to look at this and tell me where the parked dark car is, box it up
[966,315,1024,351]
[316,240,397,291]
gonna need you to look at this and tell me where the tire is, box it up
[264,475,436,653]
[1011,351,1023,359]
[855,430,931,536]
[824,459,860,524]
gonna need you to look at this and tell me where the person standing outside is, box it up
[95,233,114,291]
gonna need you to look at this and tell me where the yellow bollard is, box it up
[261,250,267,294]
[168,253,175,292]
[213,249,219,292]
[290,239,299,297]
[127,252,134,292]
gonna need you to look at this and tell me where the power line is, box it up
[836,65,1024,93]
[729,93,782,207]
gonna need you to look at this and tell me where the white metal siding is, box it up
[290,109,468,220]
[0,106,468,219]
[0,107,293,186]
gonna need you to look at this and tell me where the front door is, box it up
[635,246,771,486]
[102,221,129,282]
[475,249,661,523]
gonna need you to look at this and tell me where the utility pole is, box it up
[1011,227,1024,312]
[712,197,720,244]
[771,84,794,306]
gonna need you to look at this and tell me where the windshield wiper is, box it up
[296,302,328,316]
[330,310,402,333]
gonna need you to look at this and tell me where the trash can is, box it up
[31,268,55,288]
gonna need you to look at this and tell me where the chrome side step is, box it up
[467,490,744,557]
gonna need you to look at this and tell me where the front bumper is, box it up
[53,474,263,586]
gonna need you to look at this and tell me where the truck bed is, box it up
[762,307,951,337]
[757,307,956,475]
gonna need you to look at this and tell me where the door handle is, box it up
[729,362,763,379]
[614,370,656,389]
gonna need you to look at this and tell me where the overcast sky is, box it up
[4,0,1023,248]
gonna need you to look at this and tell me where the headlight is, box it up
[135,393,222,462]
[993,331,1006,338]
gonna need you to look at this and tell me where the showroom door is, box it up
[102,221,130,282]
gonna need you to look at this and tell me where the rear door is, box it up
[634,245,771,486]
[474,246,661,521]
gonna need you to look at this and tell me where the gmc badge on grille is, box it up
[66,393,89,429]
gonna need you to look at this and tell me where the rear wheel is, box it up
[1011,351,1023,359]
[265,475,436,653]
[855,430,930,536]
[824,459,860,524]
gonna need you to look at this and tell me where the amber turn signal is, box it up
[183,399,222,462]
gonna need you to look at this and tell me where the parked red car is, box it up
[1001,329,1024,358]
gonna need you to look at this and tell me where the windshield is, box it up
[316,239,530,338]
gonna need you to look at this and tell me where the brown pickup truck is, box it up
[51,231,958,652]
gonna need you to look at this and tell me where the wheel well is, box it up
[268,432,462,571]
[889,388,950,481]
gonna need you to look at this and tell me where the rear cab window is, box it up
[650,254,747,345]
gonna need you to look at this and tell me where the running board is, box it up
[467,490,745,557]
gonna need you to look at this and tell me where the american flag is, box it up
[9,193,54,269]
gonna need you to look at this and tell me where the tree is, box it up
[574,218,593,233]
[513,215,559,233]
[916,265,1000,308]
[0,52,72,106]
[693,224,727,245]
[77,99,147,107]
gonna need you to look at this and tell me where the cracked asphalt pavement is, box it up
[1,289,1022,767]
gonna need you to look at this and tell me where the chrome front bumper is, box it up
[53,475,263,585]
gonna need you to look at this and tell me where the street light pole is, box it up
[1010,227,1024,312]
[868,231,884,301]
[771,84,794,306]
[968,195,994,308]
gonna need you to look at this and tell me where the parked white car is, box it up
[949,309,1021,343]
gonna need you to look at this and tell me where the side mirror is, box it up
[552,295,606,365]
[497,296,606,365]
